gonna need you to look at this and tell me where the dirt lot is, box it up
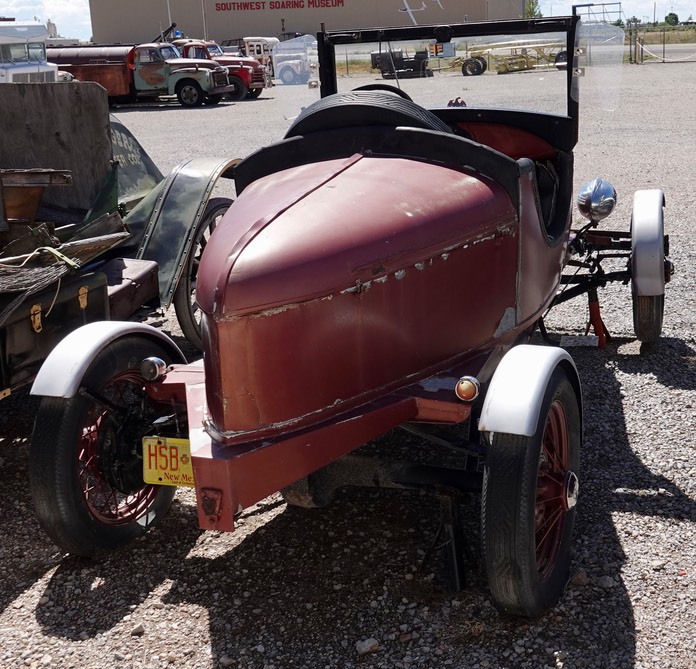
[1,62,695,669]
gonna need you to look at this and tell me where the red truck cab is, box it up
[173,39,270,100]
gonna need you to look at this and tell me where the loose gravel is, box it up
[1,61,695,669]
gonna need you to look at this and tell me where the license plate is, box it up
[143,436,194,487]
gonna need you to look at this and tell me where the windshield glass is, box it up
[1,43,30,63]
[208,43,224,57]
[315,17,622,120]
[332,29,571,115]
[575,20,625,111]
[161,45,179,60]
[28,42,47,63]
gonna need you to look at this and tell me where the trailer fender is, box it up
[631,189,666,296]
[125,157,237,309]
[30,321,186,399]
[478,345,582,437]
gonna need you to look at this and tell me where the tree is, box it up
[524,0,542,18]
[665,12,679,25]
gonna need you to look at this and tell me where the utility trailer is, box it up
[0,82,234,399]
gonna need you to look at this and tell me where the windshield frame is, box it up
[318,16,580,122]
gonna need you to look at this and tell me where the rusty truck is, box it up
[45,42,235,107]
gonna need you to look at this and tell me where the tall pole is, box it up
[166,0,172,27]
[202,0,208,40]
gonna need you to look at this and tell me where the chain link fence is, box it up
[627,25,696,63]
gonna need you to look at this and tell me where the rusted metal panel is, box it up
[59,62,132,96]
[0,83,111,211]
[198,155,518,438]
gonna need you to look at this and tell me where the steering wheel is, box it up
[351,84,413,102]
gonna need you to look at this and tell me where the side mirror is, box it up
[576,178,617,223]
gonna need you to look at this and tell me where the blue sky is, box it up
[5,1,694,42]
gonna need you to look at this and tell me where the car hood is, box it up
[197,153,515,318]
[165,58,221,71]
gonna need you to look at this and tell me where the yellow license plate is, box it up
[143,436,194,487]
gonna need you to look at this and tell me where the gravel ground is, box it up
[1,60,695,669]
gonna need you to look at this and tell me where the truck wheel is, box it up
[227,75,248,101]
[481,366,581,617]
[285,91,452,138]
[29,336,181,557]
[206,94,224,105]
[461,58,483,76]
[555,50,568,70]
[246,87,263,99]
[279,67,297,85]
[474,56,488,73]
[173,197,233,350]
[176,80,205,107]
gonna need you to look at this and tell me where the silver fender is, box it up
[30,321,186,399]
[478,345,581,437]
[631,189,666,296]
[127,156,237,309]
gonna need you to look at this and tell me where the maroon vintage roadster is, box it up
[28,15,670,617]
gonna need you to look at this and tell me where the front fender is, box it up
[30,322,186,399]
[123,157,237,308]
[478,344,581,437]
[632,189,666,296]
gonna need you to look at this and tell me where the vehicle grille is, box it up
[12,71,57,83]
[213,71,228,87]
[251,70,265,85]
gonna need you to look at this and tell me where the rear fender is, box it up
[125,157,237,308]
[478,344,581,437]
[30,321,186,399]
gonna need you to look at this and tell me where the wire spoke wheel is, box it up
[173,197,232,350]
[30,336,183,557]
[78,369,159,525]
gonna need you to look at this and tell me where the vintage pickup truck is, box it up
[173,38,270,100]
[46,42,236,106]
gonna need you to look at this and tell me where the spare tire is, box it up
[285,91,452,138]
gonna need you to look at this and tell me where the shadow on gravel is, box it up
[0,390,60,617]
[12,333,695,667]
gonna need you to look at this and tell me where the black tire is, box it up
[279,67,296,85]
[206,94,224,105]
[30,337,185,557]
[351,83,413,101]
[173,197,232,350]
[555,50,568,70]
[474,56,488,73]
[633,294,664,343]
[246,87,263,99]
[285,91,452,138]
[227,75,248,101]
[176,80,205,107]
[482,366,581,617]
[461,58,483,76]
